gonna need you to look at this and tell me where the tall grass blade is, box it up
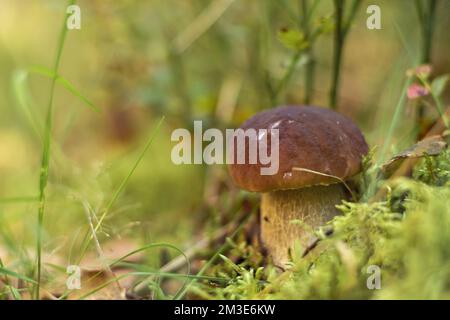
[93,117,165,235]
[76,116,165,263]
[34,0,76,299]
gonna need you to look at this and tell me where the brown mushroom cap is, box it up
[228,106,369,192]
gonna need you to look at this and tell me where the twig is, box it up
[161,221,240,273]
[174,214,251,300]
[301,227,333,258]
[131,212,248,296]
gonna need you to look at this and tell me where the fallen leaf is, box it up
[381,135,448,177]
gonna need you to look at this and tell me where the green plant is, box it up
[34,0,76,299]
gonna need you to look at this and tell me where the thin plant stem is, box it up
[379,79,413,163]
[273,51,303,105]
[300,0,315,104]
[34,0,75,299]
[330,0,344,109]
[414,0,424,25]
[343,0,362,37]
[418,76,449,129]
[94,117,165,235]
[273,0,319,105]
[329,0,361,109]
[416,0,438,133]
[81,201,123,295]
[421,0,437,64]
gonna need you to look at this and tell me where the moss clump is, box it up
[413,149,450,187]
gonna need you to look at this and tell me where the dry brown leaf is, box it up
[381,135,448,178]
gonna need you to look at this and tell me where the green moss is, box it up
[413,149,450,186]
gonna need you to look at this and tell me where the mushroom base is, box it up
[261,184,345,268]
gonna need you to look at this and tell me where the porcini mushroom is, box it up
[228,106,368,268]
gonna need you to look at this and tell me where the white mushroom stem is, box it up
[261,184,345,268]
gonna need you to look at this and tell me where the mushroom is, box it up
[228,106,368,268]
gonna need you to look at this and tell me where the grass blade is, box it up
[93,116,165,235]
[34,0,76,299]
[76,116,165,263]
[0,267,37,284]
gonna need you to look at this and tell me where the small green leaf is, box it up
[277,28,308,51]
[431,74,449,97]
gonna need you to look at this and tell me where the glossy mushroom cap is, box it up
[228,106,369,192]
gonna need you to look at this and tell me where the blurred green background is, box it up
[0,0,449,273]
